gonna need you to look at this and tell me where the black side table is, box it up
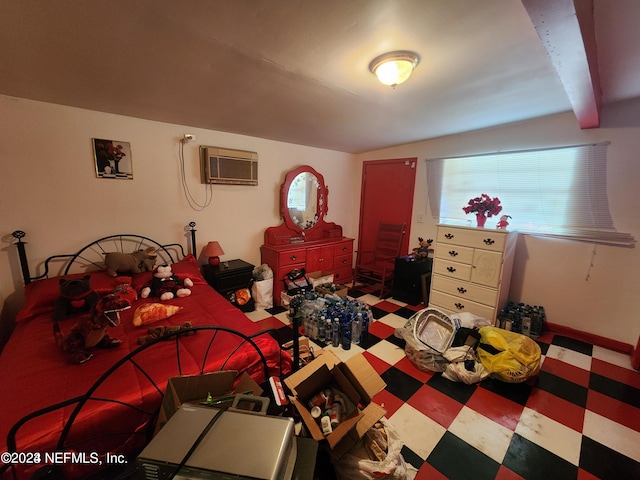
[392,257,433,305]
[202,259,255,310]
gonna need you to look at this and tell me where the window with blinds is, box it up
[426,142,635,247]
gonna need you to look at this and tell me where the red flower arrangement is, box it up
[462,194,503,217]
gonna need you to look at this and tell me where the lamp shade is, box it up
[369,50,420,87]
[203,241,225,266]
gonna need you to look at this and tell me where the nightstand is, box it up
[202,259,255,310]
[392,257,433,305]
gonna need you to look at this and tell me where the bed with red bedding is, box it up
[0,225,291,479]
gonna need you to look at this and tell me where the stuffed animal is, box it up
[140,264,193,301]
[414,237,433,258]
[104,247,157,277]
[53,275,100,321]
[112,276,138,304]
[496,215,511,229]
[136,321,195,345]
[53,294,129,363]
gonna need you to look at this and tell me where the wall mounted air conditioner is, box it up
[201,146,258,185]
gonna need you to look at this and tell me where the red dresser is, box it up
[261,237,354,306]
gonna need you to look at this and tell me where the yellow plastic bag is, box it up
[477,326,541,383]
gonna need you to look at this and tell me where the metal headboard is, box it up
[11,221,197,284]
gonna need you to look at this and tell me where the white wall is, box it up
[354,103,640,347]
[2,94,638,349]
[0,95,358,327]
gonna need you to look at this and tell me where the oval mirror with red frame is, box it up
[280,165,328,233]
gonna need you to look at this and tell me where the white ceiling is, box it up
[1,0,639,153]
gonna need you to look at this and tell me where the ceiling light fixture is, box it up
[369,50,420,88]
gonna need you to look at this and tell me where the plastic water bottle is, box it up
[352,313,362,345]
[342,322,352,350]
[318,316,326,343]
[361,311,369,343]
[326,318,333,345]
[332,318,340,347]
[311,314,318,340]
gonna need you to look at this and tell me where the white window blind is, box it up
[427,143,635,247]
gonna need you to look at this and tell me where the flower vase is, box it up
[476,213,487,228]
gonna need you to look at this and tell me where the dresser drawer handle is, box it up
[457,287,467,294]
[483,238,495,245]
[454,303,465,310]
[342,247,348,252]
[447,266,456,273]
[341,259,348,264]
[448,250,458,257]
[290,255,297,261]
[444,233,454,240]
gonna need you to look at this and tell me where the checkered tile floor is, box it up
[245,289,640,480]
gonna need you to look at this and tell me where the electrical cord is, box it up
[179,140,213,211]
[167,405,229,480]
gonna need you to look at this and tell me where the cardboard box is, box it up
[281,291,295,306]
[156,370,263,433]
[284,351,386,458]
[315,283,348,298]
[308,271,334,288]
[283,336,314,366]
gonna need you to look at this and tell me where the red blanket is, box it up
[0,257,290,479]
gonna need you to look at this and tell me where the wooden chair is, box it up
[353,223,406,299]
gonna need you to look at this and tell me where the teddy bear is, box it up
[53,275,100,321]
[140,264,193,301]
[53,293,129,364]
[104,247,157,277]
[136,321,195,345]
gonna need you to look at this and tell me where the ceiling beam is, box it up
[522,0,601,128]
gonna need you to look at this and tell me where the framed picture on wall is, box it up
[93,138,133,179]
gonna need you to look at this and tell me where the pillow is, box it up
[132,254,207,290]
[17,270,121,322]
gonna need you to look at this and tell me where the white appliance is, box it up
[137,403,296,480]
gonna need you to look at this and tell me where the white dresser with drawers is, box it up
[428,224,517,324]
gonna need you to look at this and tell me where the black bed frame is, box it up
[2,222,288,480]
[11,221,199,285]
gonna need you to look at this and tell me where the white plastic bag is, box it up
[442,346,490,384]
[251,279,273,309]
[251,264,274,309]
[395,312,449,372]
[333,418,417,480]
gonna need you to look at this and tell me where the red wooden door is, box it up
[358,158,416,256]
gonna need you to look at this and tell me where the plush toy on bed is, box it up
[53,275,100,321]
[112,276,138,304]
[140,264,194,301]
[54,293,130,363]
[104,247,158,277]
[136,321,195,345]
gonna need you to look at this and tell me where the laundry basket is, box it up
[412,308,457,354]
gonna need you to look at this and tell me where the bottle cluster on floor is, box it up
[497,301,546,338]
[289,292,373,350]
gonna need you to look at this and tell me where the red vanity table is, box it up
[261,165,354,306]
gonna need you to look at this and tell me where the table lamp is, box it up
[203,241,225,266]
